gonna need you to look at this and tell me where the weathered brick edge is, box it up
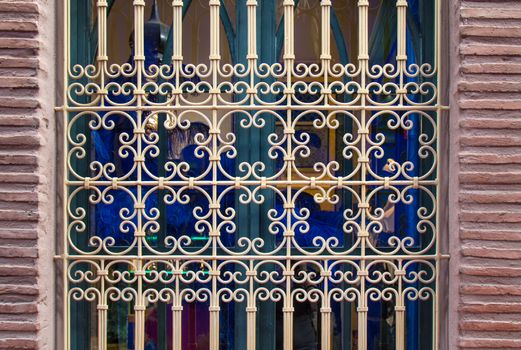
[456,0,521,349]
[0,0,55,349]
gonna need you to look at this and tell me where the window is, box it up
[62,0,444,349]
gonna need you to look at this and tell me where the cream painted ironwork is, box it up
[59,0,446,349]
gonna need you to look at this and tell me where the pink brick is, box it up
[460,302,521,314]
[461,8,521,20]
[0,339,37,350]
[0,2,40,347]
[457,3,521,347]
[0,302,37,314]
[0,2,38,14]
[459,338,521,349]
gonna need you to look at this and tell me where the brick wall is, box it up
[0,0,55,349]
[0,1,40,349]
[456,0,521,348]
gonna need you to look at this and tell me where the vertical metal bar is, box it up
[283,1,294,350]
[98,0,107,107]
[209,1,221,349]
[234,2,250,345]
[321,0,331,97]
[63,0,70,348]
[173,0,183,69]
[247,260,256,350]
[246,2,258,349]
[395,261,405,350]
[321,262,331,350]
[358,1,369,349]
[396,0,408,105]
[171,3,183,350]
[320,3,332,348]
[98,261,108,350]
[96,3,108,347]
[435,0,442,348]
[133,1,146,350]
[247,0,257,106]
[258,1,277,348]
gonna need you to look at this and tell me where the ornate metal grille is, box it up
[59,0,446,349]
